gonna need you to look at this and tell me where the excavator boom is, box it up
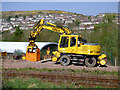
[26,19,71,61]
[29,19,71,42]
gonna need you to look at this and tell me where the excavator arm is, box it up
[29,19,71,41]
[27,19,71,52]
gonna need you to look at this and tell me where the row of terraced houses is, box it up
[0,13,119,33]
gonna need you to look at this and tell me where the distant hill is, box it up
[2,10,85,18]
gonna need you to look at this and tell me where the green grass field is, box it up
[3,77,104,88]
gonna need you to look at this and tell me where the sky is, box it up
[2,2,118,16]
[1,0,120,2]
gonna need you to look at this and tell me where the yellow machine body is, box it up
[97,54,107,66]
[26,19,107,67]
[58,35,100,56]
[0,51,7,56]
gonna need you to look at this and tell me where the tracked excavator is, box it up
[26,19,107,67]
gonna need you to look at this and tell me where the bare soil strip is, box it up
[2,59,120,72]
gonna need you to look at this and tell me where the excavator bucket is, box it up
[26,48,40,62]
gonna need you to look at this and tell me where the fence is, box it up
[105,53,118,66]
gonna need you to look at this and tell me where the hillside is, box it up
[2,10,84,18]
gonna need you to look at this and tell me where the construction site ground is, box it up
[2,59,120,71]
[2,59,120,88]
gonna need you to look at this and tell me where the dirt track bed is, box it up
[2,59,120,88]
[2,59,120,72]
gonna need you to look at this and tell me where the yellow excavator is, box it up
[26,19,107,67]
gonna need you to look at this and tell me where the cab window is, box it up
[60,37,69,48]
[70,37,76,47]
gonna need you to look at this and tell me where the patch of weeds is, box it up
[3,67,118,75]
[95,85,103,88]
[75,69,80,73]
[67,69,75,72]
[90,69,118,75]
[71,82,87,88]
[93,69,99,74]
[47,69,53,72]
[3,77,86,88]
[61,68,65,71]
[81,68,89,73]
[79,85,85,88]
[53,68,61,72]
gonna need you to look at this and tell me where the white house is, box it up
[92,21,100,24]
[81,21,93,25]
[10,18,16,21]
[17,17,24,21]
[64,19,73,24]
[86,25,94,30]
[2,27,9,31]
[98,13,105,18]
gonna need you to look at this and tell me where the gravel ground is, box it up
[2,59,120,72]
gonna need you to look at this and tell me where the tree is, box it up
[103,13,116,23]
[6,16,12,21]
[13,26,23,41]
[29,14,33,18]
[15,15,18,18]
[75,20,81,26]
[23,15,26,20]
[88,16,91,21]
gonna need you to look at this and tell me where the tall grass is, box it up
[2,77,79,88]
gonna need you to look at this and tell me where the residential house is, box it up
[20,26,25,30]
[74,25,85,30]
[98,13,105,18]
[8,25,13,30]
[86,25,94,30]
[24,26,29,30]
[2,21,9,25]
[36,17,45,20]
[21,20,27,24]
[1,19,6,22]
[11,21,21,27]
[81,21,92,25]
[28,26,33,29]
[28,23,35,27]
[74,25,94,30]
[75,16,88,22]
[45,17,54,20]
[2,27,9,31]
[10,18,16,21]
[64,19,74,24]
[25,16,33,21]
[48,19,55,23]
[10,29,16,33]
[33,15,37,18]
[50,19,59,24]
[17,17,24,21]
[92,20,100,24]
[38,14,41,17]
[32,19,40,22]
